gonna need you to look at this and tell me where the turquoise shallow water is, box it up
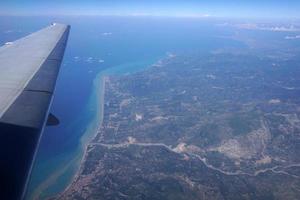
[27,58,161,200]
[0,16,245,199]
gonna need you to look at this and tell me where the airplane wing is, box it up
[0,23,70,200]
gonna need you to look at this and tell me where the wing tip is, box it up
[50,22,71,30]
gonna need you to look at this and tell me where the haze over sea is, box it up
[1,16,251,199]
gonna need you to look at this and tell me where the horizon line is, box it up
[0,13,300,21]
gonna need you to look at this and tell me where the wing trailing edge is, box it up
[0,23,70,200]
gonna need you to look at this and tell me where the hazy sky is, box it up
[1,0,299,19]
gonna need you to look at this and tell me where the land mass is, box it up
[55,37,300,199]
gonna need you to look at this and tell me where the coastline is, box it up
[31,58,161,200]
[55,73,107,198]
[51,58,166,198]
[30,72,106,200]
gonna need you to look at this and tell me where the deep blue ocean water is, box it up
[0,16,249,199]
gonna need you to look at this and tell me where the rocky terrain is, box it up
[56,29,300,200]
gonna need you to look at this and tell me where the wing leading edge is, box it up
[0,23,70,200]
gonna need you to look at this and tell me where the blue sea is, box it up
[0,16,245,199]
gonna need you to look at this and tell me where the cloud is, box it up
[224,23,300,32]
[285,35,300,40]
[101,32,112,36]
[3,30,14,34]
[86,57,94,63]
[263,26,300,32]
